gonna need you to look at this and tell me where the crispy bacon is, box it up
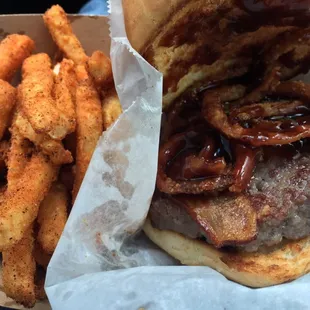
[176,194,257,247]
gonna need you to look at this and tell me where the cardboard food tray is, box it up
[0,14,110,310]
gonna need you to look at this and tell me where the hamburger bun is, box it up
[144,219,310,288]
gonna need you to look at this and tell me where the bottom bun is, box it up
[143,218,310,288]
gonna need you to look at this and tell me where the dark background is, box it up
[0,0,88,14]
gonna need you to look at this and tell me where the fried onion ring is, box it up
[203,84,310,146]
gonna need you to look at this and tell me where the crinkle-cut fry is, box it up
[0,153,58,250]
[15,112,73,165]
[33,242,51,269]
[0,34,35,81]
[21,53,71,140]
[43,5,88,65]
[72,65,103,202]
[87,50,113,88]
[37,182,68,254]
[102,88,122,130]
[2,226,36,308]
[54,59,77,134]
[0,80,17,140]
[7,124,32,191]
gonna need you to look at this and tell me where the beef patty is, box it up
[149,153,310,252]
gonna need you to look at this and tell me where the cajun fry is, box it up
[0,79,17,140]
[15,112,73,165]
[0,34,35,81]
[87,50,113,88]
[0,5,122,306]
[0,153,58,250]
[7,121,32,191]
[102,88,122,130]
[72,65,103,201]
[2,226,36,308]
[37,182,68,254]
[54,58,77,134]
[21,53,72,140]
[43,5,88,65]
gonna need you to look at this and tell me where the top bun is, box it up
[123,0,297,108]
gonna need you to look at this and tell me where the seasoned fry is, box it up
[0,153,58,249]
[37,182,68,254]
[72,65,103,201]
[15,112,73,165]
[54,58,77,134]
[0,5,119,306]
[33,242,51,269]
[0,34,35,81]
[87,50,113,88]
[7,122,32,191]
[0,79,17,140]
[43,5,88,65]
[102,88,122,130]
[21,53,72,140]
[2,226,36,308]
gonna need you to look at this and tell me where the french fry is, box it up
[102,88,122,130]
[37,182,68,254]
[33,242,51,269]
[43,5,88,66]
[0,153,58,250]
[0,79,17,140]
[7,121,32,191]
[0,34,35,81]
[2,226,36,308]
[15,112,73,165]
[87,50,113,88]
[21,53,73,140]
[72,65,103,202]
[54,58,77,134]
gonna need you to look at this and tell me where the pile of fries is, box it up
[0,5,121,308]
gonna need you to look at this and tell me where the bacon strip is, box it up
[177,194,257,247]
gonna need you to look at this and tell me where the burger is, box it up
[124,0,310,287]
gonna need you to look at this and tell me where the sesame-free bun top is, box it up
[123,0,297,108]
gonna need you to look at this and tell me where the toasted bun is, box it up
[123,0,295,109]
[144,218,310,288]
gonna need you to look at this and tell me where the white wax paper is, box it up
[45,1,310,309]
